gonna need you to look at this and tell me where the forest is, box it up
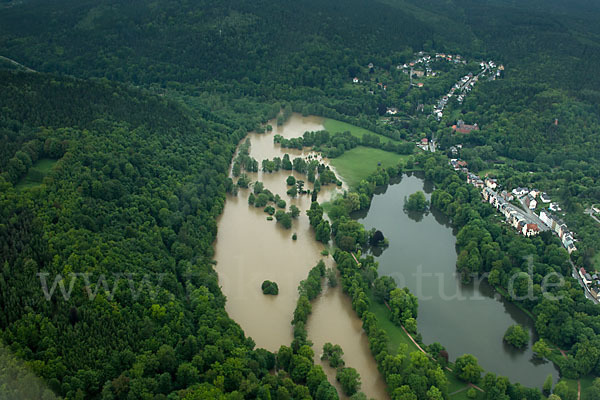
[1,0,600,398]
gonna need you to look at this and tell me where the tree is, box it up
[315,220,331,244]
[287,176,296,186]
[261,280,279,295]
[404,191,428,212]
[454,354,483,383]
[336,367,361,396]
[533,339,552,359]
[554,380,577,400]
[373,276,397,303]
[275,210,292,229]
[543,374,553,396]
[503,325,530,349]
[321,343,344,368]
[287,186,298,197]
[289,205,300,218]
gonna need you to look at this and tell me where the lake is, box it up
[356,173,559,388]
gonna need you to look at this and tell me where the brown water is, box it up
[214,113,388,399]
[309,282,390,399]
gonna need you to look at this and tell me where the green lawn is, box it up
[366,290,420,354]
[323,118,397,144]
[329,146,409,188]
[15,158,57,190]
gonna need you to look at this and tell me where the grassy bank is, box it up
[324,118,397,144]
[329,146,409,188]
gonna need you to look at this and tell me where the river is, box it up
[356,173,560,388]
[214,113,389,399]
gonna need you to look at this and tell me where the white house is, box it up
[540,193,551,203]
[485,178,498,189]
[512,187,529,197]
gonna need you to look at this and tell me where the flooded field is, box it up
[214,113,388,398]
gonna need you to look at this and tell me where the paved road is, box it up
[517,196,550,231]
[584,208,600,224]
[569,259,599,304]
[0,55,36,73]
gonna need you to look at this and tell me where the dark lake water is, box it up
[356,173,559,388]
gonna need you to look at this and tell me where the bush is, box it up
[264,206,275,215]
[503,325,529,349]
[276,199,286,208]
[261,280,279,295]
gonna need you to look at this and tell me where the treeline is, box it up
[275,130,414,158]
[0,71,320,398]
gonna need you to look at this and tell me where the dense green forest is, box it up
[1,0,600,398]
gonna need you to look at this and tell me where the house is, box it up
[452,120,479,134]
[417,82,424,88]
[413,70,425,78]
[421,138,429,145]
[512,187,529,197]
[549,202,562,212]
[529,189,540,198]
[567,243,578,254]
[524,194,537,210]
[540,210,553,227]
[457,160,468,168]
[353,77,359,83]
[540,193,551,203]
[523,223,540,237]
[386,107,399,115]
[485,178,498,190]
[500,190,514,202]
[449,146,459,156]
[368,62,374,69]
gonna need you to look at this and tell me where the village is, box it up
[430,56,503,121]
[447,157,600,302]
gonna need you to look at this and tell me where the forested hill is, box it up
[0,71,305,399]
[0,0,446,86]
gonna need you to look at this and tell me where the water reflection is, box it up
[357,174,559,388]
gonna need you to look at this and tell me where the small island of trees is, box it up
[503,324,530,349]
[261,280,279,295]
[404,190,429,212]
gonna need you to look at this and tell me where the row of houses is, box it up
[578,267,600,300]
[481,186,541,237]
[433,58,502,120]
[509,188,576,253]
[452,163,543,237]
[540,210,578,254]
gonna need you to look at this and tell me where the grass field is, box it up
[330,146,409,188]
[366,290,420,354]
[15,158,57,191]
[324,118,397,143]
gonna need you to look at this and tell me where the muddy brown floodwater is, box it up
[214,113,389,399]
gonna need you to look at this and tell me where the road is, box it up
[584,208,600,224]
[0,55,36,73]
[514,199,599,304]
[517,196,550,231]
